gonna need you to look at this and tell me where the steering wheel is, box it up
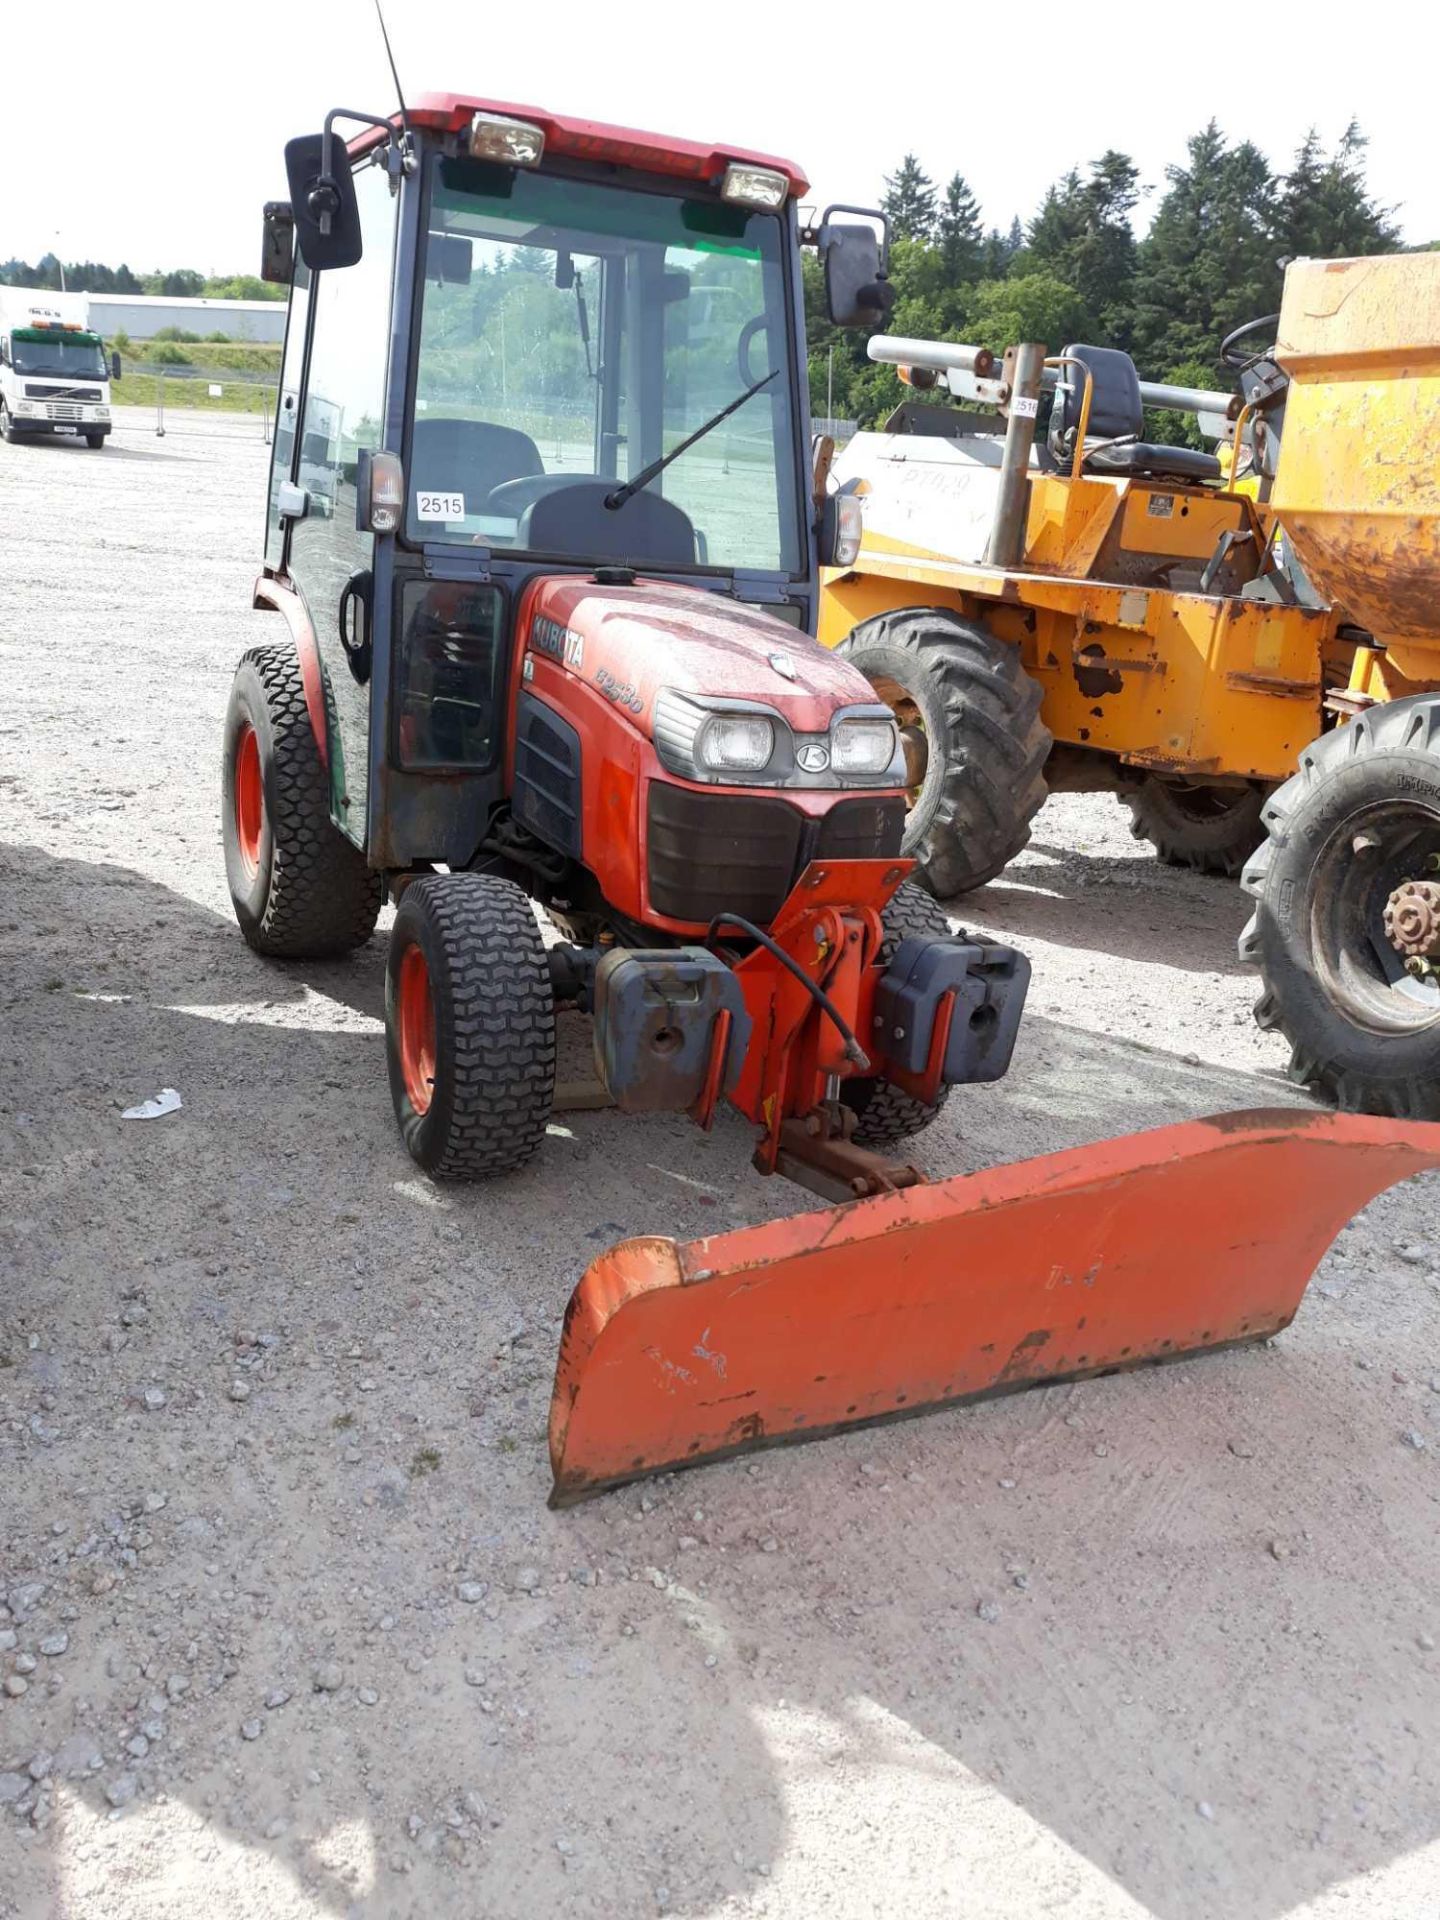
[738,314,770,387]
[485,473,599,516]
[1219,313,1280,371]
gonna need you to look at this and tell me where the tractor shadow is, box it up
[3,842,1438,1919]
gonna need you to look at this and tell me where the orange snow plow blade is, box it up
[549,1109,1440,1504]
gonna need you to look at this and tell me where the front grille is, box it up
[46,404,82,422]
[646,786,905,926]
[648,785,802,925]
[26,385,101,401]
[816,795,906,862]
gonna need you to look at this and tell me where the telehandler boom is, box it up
[221,99,1440,1500]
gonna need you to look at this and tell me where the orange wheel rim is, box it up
[396,944,437,1116]
[234,723,263,878]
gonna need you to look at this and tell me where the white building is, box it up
[87,294,287,343]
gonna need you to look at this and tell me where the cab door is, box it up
[281,152,398,849]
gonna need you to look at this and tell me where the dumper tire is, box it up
[222,644,381,958]
[842,883,955,1146]
[835,608,1050,898]
[386,873,556,1179]
[1124,776,1266,876]
[0,403,20,444]
[1239,697,1440,1118]
[86,432,106,450]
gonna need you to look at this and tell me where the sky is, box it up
[12,0,1440,274]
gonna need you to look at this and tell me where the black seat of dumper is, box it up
[410,418,545,510]
[1050,344,1221,484]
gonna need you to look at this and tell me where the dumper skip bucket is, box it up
[548,1109,1440,1503]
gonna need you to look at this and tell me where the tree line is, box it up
[806,120,1411,426]
[0,257,283,302]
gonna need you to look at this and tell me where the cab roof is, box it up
[404,91,809,198]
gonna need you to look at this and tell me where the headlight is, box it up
[697,712,775,773]
[15,400,36,415]
[831,715,898,774]
[653,690,782,783]
[830,493,864,568]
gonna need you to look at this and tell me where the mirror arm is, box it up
[313,108,408,233]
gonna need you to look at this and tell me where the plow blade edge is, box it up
[548,1109,1440,1503]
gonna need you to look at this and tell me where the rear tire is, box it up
[221,644,381,957]
[842,883,956,1146]
[1125,776,1265,875]
[835,607,1050,898]
[386,874,556,1178]
[1239,697,1440,1117]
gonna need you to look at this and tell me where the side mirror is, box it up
[261,201,296,285]
[110,350,122,382]
[284,135,362,272]
[819,209,894,331]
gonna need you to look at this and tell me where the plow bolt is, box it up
[1352,830,1382,855]
[1426,853,1440,874]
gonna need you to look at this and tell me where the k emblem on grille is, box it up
[796,742,830,773]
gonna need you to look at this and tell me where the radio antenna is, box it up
[374,0,410,138]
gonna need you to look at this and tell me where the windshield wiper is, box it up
[604,368,778,512]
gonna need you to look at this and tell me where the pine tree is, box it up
[938,172,983,285]
[882,154,938,243]
[1130,123,1277,378]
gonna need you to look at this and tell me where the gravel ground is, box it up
[2,409,1439,1919]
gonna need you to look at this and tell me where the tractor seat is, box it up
[1049,344,1221,485]
[519,480,697,566]
[410,418,545,509]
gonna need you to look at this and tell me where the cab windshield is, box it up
[407,157,803,574]
[12,330,108,380]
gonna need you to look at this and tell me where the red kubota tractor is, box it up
[222,93,1440,1502]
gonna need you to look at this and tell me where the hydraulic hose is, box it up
[706,913,871,1073]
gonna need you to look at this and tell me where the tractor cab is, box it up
[253,97,889,874]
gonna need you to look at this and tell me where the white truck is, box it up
[0,290,118,448]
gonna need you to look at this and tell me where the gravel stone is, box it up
[1401,1429,1429,1450]
[456,1581,488,1604]
[39,1632,68,1657]
[0,1773,28,1807]
[357,1686,379,1705]
[240,1719,263,1741]
[313,1662,344,1693]
[976,1600,1002,1624]
[105,1774,139,1809]
[229,1381,251,1403]
[4,1676,29,1698]
[264,1687,291,1710]
[514,1567,541,1592]
[142,1388,166,1411]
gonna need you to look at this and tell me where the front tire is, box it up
[842,883,956,1146]
[835,607,1050,898]
[1125,776,1265,875]
[86,432,106,450]
[221,644,381,957]
[386,874,557,1178]
[1,403,20,444]
[1240,697,1440,1117]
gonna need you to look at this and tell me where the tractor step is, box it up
[548,1108,1440,1503]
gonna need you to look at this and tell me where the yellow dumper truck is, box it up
[818,250,1440,1115]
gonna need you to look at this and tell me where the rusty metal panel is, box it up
[1274,254,1440,651]
[548,1108,1440,1502]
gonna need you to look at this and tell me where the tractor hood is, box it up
[523,577,876,734]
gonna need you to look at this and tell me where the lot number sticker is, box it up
[416,491,465,522]
[1010,395,1039,418]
